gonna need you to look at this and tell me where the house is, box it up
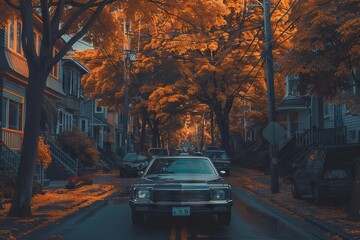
[0,16,68,174]
[276,74,360,174]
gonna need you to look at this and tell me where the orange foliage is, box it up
[36,137,52,169]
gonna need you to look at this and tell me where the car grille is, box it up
[152,190,210,202]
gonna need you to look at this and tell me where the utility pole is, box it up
[122,19,131,156]
[263,0,279,193]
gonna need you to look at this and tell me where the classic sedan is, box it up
[119,152,149,178]
[129,156,233,225]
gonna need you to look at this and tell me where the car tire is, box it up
[218,212,231,225]
[312,185,323,205]
[291,181,302,199]
[131,211,145,225]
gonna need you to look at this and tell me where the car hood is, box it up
[210,158,230,162]
[138,174,224,185]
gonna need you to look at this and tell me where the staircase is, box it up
[279,127,347,176]
[0,141,20,170]
[97,146,118,169]
[46,138,78,179]
[0,141,50,186]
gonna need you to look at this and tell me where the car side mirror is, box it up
[219,171,226,177]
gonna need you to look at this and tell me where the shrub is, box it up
[37,136,52,169]
[57,129,100,169]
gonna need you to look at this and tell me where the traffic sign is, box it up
[262,121,286,144]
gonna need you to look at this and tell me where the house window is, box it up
[72,72,80,97]
[16,21,22,54]
[2,97,23,131]
[57,110,73,134]
[95,99,104,113]
[324,104,333,117]
[52,49,59,78]
[68,70,73,94]
[349,130,357,140]
[7,18,23,56]
[80,119,88,133]
[34,32,42,55]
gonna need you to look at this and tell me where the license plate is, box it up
[172,207,190,216]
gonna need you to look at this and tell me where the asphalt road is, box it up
[25,179,333,240]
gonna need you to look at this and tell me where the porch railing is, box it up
[0,141,20,170]
[279,127,347,176]
[2,129,23,151]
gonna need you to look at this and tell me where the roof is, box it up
[62,57,89,74]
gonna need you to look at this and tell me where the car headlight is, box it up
[211,189,227,200]
[136,189,150,199]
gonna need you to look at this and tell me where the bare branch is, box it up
[51,0,66,33]
[53,0,109,65]
[3,0,21,10]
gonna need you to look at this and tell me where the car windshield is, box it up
[146,158,216,175]
[203,151,228,159]
[123,153,147,161]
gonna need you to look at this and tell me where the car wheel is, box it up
[131,211,145,225]
[218,212,231,225]
[312,185,323,205]
[291,181,302,199]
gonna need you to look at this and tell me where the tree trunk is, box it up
[210,107,215,145]
[214,109,230,154]
[8,70,47,217]
[140,108,148,151]
[348,165,360,221]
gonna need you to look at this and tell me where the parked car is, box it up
[148,147,169,159]
[129,156,233,225]
[119,152,149,178]
[203,150,231,176]
[291,145,360,204]
[206,146,220,150]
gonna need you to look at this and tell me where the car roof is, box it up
[152,156,210,160]
[204,150,226,152]
[314,144,360,149]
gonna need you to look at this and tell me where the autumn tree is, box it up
[0,0,119,218]
[284,0,360,96]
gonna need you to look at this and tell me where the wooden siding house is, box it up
[0,16,64,152]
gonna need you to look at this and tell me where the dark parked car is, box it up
[203,150,231,176]
[129,156,233,225]
[119,152,149,178]
[291,145,360,204]
[147,147,169,159]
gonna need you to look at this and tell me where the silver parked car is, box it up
[129,156,233,225]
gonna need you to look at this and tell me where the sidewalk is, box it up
[228,168,360,240]
[0,172,120,240]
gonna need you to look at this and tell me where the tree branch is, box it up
[3,0,21,10]
[53,0,109,66]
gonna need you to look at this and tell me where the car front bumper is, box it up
[129,200,233,215]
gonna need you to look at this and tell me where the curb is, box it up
[240,185,354,240]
